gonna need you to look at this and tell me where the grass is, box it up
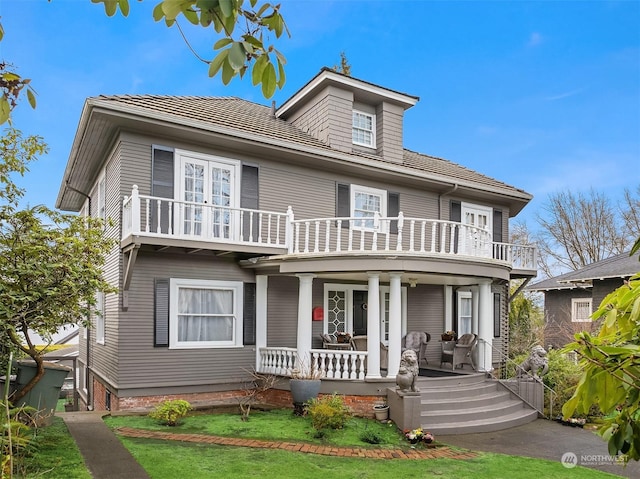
[104,409,621,479]
[11,417,90,479]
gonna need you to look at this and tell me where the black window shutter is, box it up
[450,201,461,253]
[151,148,174,234]
[243,283,257,346]
[450,200,461,222]
[388,192,400,234]
[493,209,503,243]
[241,165,259,242]
[493,292,501,338]
[154,279,170,347]
[336,183,350,228]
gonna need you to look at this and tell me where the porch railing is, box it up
[122,185,289,248]
[257,347,367,380]
[479,339,556,418]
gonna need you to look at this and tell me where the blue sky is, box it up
[1,0,638,229]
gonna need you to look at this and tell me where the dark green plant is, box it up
[148,400,192,427]
[359,430,382,445]
[305,394,351,431]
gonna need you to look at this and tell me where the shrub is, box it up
[148,399,192,426]
[305,394,351,431]
[360,430,383,444]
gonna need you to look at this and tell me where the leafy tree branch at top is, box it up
[0,0,290,124]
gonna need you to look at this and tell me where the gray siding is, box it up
[266,276,299,348]
[543,288,592,348]
[375,101,404,163]
[406,284,444,365]
[116,252,256,388]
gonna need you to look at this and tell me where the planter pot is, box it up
[373,405,389,421]
[64,403,74,412]
[289,379,321,405]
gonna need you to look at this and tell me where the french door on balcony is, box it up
[461,203,492,256]
[178,153,240,240]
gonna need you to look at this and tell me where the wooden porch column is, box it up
[366,272,381,379]
[477,281,493,372]
[387,272,403,377]
[255,275,268,371]
[296,274,316,364]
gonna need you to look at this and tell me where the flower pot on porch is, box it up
[373,404,389,421]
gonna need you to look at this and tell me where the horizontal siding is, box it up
[406,285,444,365]
[266,276,299,348]
[116,252,256,387]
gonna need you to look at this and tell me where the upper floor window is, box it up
[352,110,376,148]
[571,298,592,322]
[351,184,387,230]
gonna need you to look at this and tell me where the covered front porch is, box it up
[251,269,502,382]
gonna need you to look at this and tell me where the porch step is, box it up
[417,374,539,434]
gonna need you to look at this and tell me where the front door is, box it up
[353,290,368,336]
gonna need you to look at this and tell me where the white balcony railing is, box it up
[257,347,367,380]
[122,185,289,248]
[122,186,537,271]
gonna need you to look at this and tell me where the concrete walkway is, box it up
[440,419,640,478]
[59,411,150,479]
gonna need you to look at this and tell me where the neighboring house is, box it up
[527,252,640,348]
[56,68,537,413]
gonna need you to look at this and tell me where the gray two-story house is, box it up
[56,68,537,430]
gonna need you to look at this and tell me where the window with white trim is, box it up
[94,291,105,344]
[571,298,592,322]
[169,279,243,349]
[351,184,387,231]
[352,110,376,148]
[457,290,472,336]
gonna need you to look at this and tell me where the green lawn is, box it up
[103,409,622,479]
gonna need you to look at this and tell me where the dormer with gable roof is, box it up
[276,68,418,163]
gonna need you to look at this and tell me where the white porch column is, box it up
[477,281,493,372]
[255,275,268,371]
[444,285,453,332]
[366,272,381,379]
[296,274,316,364]
[387,272,403,377]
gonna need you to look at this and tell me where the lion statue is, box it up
[396,349,420,392]
[517,345,549,379]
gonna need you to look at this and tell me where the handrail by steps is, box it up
[479,339,556,419]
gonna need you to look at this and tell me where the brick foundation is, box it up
[90,376,386,418]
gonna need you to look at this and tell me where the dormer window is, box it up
[352,110,376,148]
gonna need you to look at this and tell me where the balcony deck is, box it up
[121,186,537,275]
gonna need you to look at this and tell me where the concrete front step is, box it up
[422,389,513,411]
[422,398,528,424]
[416,371,540,434]
[425,408,539,435]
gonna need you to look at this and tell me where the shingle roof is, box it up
[92,95,529,197]
[527,251,640,291]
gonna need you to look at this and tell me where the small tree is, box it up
[0,128,116,402]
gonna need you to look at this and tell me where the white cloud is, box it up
[527,32,544,47]
[544,88,585,101]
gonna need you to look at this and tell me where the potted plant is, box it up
[64,392,74,412]
[372,401,389,421]
[441,330,457,341]
[289,356,323,415]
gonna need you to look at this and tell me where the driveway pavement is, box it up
[439,419,640,478]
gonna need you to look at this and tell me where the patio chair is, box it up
[319,333,335,348]
[453,333,477,370]
[402,331,430,366]
[349,336,389,370]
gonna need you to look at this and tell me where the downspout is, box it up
[438,183,459,220]
[65,181,93,409]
